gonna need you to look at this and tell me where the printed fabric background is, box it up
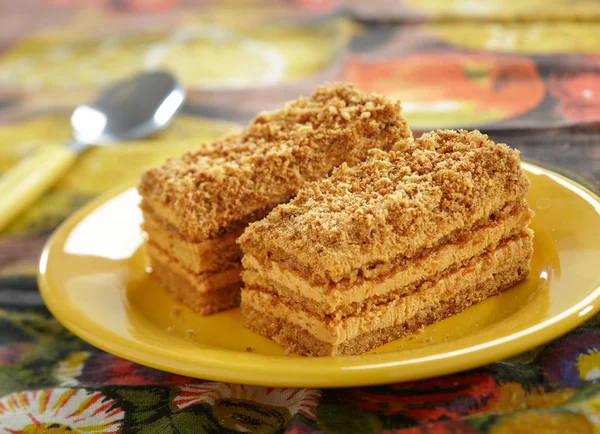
[0,0,599,433]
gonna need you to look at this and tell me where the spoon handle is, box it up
[0,144,77,232]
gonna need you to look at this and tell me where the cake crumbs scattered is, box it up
[170,307,182,318]
[245,346,254,352]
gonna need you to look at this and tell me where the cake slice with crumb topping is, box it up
[138,83,412,315]
[239,130,534,356]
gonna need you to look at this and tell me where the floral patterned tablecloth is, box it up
[1,1,599,433]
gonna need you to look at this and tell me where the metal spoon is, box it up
[0,71,185,231]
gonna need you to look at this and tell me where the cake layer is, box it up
[239,130,531,284]
[241,231,532,355]
[139,83,412,243]
[146,242,242,294]
[242,204,533,315]
[149,253,241,315]
[141,197,279,244]
[243,256,525,356]
[142,206,243,274]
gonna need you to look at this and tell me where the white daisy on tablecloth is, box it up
[53,352,91,386]
[0,388,124,433]
[173,383,320,420]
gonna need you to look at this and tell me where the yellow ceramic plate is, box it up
[38,163,600,387]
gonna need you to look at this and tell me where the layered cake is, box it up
[138,83,412,315]
[239,130,534,356]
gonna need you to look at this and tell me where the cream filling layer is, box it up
[242,209,531,313]
[242,232,533,345]
[143,210,243,274]
[146,242,242,293]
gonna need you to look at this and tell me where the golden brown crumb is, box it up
[239,130,530,283]
[245,346,254,352]
[186,329,196,337]
[138,83,412,241]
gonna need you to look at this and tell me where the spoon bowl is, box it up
[71,71,185,145]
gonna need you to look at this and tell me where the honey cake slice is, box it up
[239,130,534,356]
[138,83,413,315]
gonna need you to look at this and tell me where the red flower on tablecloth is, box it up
[173,383,320,432]
[344,372,498,422]
[291,0,340,12]
[0,343,31,367]
[0,388,124,433]
[343,51,545,129]
[49,0,179,10]
[283,419,323,434]
[549,71,600,122]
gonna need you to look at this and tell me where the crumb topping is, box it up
[138,83,412,241]
[239,130,530,282]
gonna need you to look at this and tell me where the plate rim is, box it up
[38,162,600,387]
